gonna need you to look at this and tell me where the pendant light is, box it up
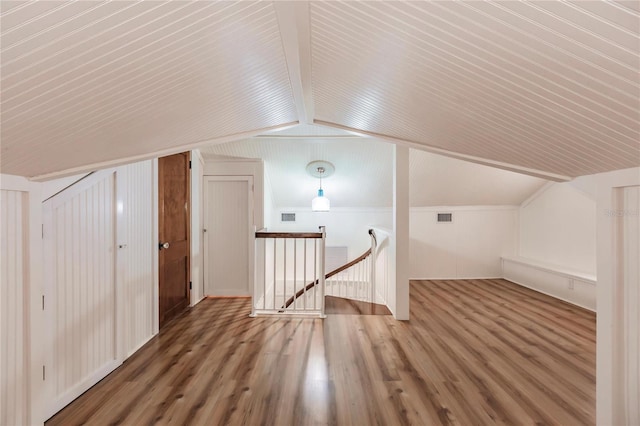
[306,161,334,212]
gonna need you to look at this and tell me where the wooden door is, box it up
[158,152,191,328]
[204,176,253,296]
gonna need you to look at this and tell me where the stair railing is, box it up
[251,226,326,317]
[283,229,378,308]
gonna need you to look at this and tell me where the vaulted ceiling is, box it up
[202,124,548,208]
[1,1,639,180]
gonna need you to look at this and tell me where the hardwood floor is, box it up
[325,295,391,315]
[46,279,595,426]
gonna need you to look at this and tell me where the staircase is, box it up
[251,228,388,317]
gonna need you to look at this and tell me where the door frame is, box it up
[203,175,254,297]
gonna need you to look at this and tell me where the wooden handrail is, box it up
[256,231,323,239]
[282,247,372,309]
[327,248,372,279]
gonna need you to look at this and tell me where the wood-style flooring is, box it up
[325,295,391,315]
[46,279,596,426]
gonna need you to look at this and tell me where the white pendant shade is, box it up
[312,189,330,212]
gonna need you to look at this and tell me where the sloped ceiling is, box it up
[201,125,547,208]
[1,1,639,179]
[0,2,297,177]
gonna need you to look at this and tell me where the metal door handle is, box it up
[159,242,170,250]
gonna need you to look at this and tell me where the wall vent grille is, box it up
[437,213,453,223]
[281,212,296,222]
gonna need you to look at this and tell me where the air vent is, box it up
[281,212,296,222]
[437,213,453,223]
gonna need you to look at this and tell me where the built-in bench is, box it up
[501,256,596,311]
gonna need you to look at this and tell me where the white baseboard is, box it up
[502,256,596,311]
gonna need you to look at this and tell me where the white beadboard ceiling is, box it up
[201,127,547,208]
[0,1,297,178]
[1,1,638,179]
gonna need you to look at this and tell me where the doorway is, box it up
[204,176,253,296]
[158,152,191,328]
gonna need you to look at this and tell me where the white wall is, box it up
[1,175,43,425]
[620,185,639,425]
[371,227,392,306]
[263,165,275,231]
[410,206,518,279]
[505,181,598,311]
[519,182,596,274]
[41,173,89,202]
[595,167,640,426]
[502,257,595,311]
[203,158,264,229]
[1,188,29,425]
[268,208,392,261]
[0,159,159,424]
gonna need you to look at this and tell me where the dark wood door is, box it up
[158,152,190,328]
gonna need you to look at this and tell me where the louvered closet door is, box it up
[43,170,119,419]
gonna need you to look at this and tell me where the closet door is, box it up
[43,170,119,419]
[204,176,253,296]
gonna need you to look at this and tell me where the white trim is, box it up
[190,150,205,307]
[314,119,572,182]
[203,157,264,169]
[273,2,313,124]
[501,256,596,284]
[151,159,160,335]
[48,360,120,419]
[0,174,32,191]
[596,167,640,425]
[409,276,503,281]
[277,207,393,213]
[191,296,207,307]
[410,205,519,212]
[192,148,205,167]
[27,183,44,424]
[125,334,154,361]
[393,145,410,320]
[42,169,115,208]
[278,206,519,212]
[29,123,298,182]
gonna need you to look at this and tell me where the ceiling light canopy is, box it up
[307,161,334,212]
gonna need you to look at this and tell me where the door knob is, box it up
[159,242,170,250]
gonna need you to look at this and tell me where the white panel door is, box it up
[204,176,253,296]
[43,170,119,419]
[0,190,28,425]
[117,161,156,358]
